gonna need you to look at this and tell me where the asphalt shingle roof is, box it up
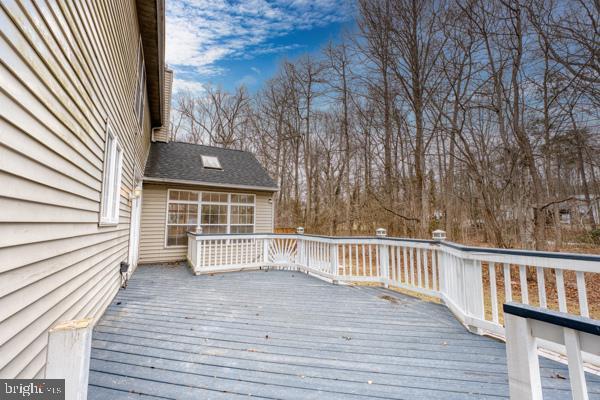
[144,142,278,190]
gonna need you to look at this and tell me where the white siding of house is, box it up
[139,183,275,264]
[152,69,172,143]
[0,1,152,378]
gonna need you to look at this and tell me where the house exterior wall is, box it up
[152,69,172,143]
[139,183,275,264]
[0,1,153,378]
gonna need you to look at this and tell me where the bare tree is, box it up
[169,0,600,249]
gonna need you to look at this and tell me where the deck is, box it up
[88,264,600,399]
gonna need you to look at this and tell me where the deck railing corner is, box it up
[186,230,599,343]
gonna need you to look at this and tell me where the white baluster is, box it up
[576,271,589,318]
[519,265,529,304]
[504,263,513,303]
[489,263,498,324]
[536,267,547,309]
[556,269,567,312]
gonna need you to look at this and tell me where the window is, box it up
[230,194,254,233]
[202,191,227,202]
[199,191,228,234]
[133,39,145,129]
[201,204,228,233]
[166,190,198,246]
[201,155,222,170]
[165,190,255,246]
[100,124,123,225]
[167,203,198,246]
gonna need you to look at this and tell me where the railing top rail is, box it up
[187,231,436,243]
[186,231,600,263]
[503,303,600,336]
[441,241,600,263]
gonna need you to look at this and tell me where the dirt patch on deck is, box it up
[378,294,399,304]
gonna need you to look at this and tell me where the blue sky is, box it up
[165,0,356,94]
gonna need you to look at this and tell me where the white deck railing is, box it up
[188,229,599,335]
[504,303,599,400]
[187,229,600,386]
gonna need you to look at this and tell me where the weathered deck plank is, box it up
[88,264,600,399]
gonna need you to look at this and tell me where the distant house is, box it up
[0,0,275,379]
[558,195,600,226]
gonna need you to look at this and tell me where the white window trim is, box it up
[164,189,256,248]
[99,123,123,226]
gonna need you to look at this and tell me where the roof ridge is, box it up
[166,141,252,154]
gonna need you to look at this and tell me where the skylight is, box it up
[201,155,222,170]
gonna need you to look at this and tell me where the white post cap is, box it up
[432,229,446,240]
[376,228,387,237]
[195,226,203,234]
[296,226,305,234]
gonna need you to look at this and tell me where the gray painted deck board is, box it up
[88,264,600,399]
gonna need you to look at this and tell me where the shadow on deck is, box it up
[88,264,600,399]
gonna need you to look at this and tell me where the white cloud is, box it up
[237,74,258,87]
[171,78,206,94]
[166,0,354,91]
[251,43,305,55]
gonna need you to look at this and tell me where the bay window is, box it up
[166,190,255,246]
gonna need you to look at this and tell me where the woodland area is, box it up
[170,0,600,251]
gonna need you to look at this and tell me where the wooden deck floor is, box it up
[88,264,600,399]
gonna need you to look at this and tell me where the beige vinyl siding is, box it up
[152,69,172,143]
[139,183,275,264]
[0,0,152,378]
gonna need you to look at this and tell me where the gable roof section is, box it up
[144,142,278,191]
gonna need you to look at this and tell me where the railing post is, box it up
[432,229,446,241]
[504,312,543,400]
[45,318,93,400]
[329,241,338,280]
[376,228,389,288]
[432,230,446,293]
[193,227,203,273]
[296,227,305,268]
[464,257,485,334]
[263,238,270,265]
[564,328,589,400]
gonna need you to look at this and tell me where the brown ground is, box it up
[480,265,600,323]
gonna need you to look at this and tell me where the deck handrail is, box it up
[187,231,600,263]
[186,230,600,379]
[503,303,600,399]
